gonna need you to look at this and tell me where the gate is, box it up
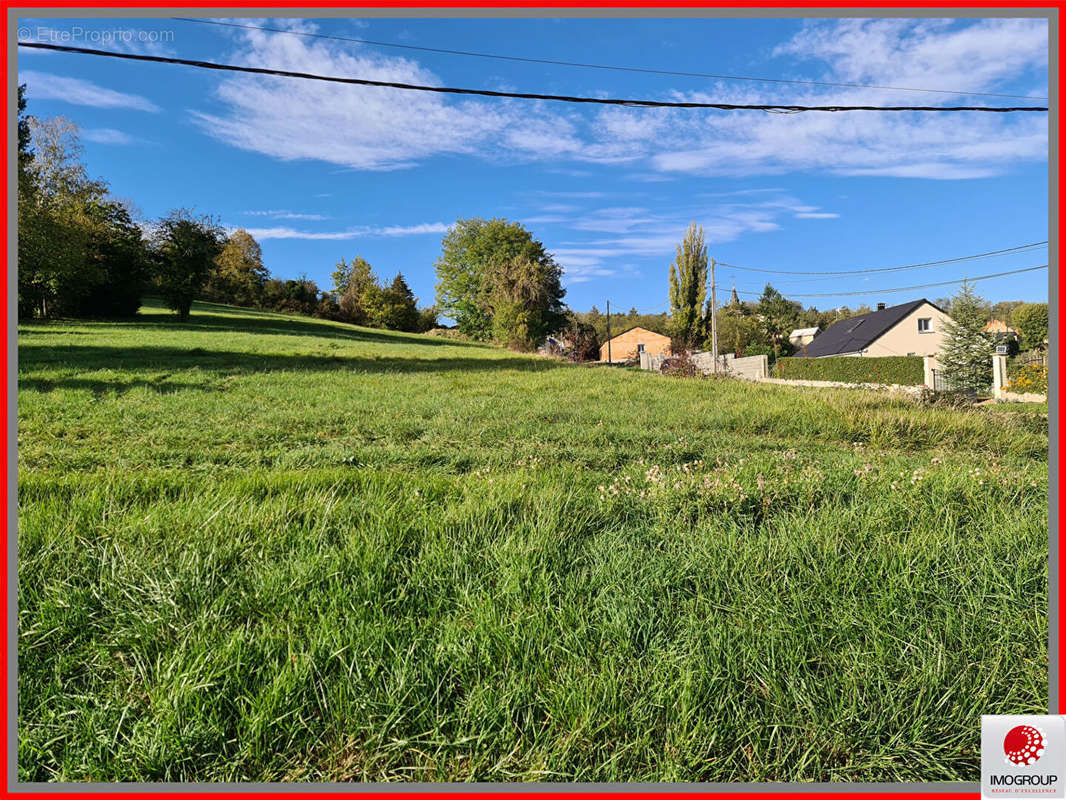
[930,369,955,392]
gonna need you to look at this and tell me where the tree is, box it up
[151,209,225,320]
[17,110,151,319]
[757,284,800,358]
[1012,302,1049,351]
[435,218,560,340]
[366,273,420,332]
[416,306,439,333]
[205,229,267,308]
[939,281,995,393]
[334,256,377,325]
[991,300,1025,327]
[18,115,104,318]
[70,199,149,318]
[714,311,768,357]
[667,222,709,352]
[484,253,567,350]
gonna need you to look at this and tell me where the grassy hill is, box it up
[19,299,1048,782]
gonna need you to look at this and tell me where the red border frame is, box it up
[3,2,1058,796]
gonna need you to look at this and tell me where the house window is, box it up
[637,343,646,353]
[918,317,932,333]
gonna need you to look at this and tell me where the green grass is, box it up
[19,299,1048,782]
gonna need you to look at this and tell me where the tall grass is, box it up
[18,300,1047,781]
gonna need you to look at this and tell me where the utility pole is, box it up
[709,257,719,373]
[606,299,612,363]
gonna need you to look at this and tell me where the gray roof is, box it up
[799,299,942,358]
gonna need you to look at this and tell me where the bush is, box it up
[1007,363,1048,395]
[660,351,700,378]
[1012,303,1049,351]
[774,356,924,385]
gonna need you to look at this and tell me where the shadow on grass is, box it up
[22,376,211,398]
[20,301,486,350]
[19,343,571,394]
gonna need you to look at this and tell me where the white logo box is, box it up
[983,715,1066,798]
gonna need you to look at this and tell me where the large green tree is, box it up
[434,218,561,340]
[714,307,769,357]
[205,229,268,308]
[365,273,421,332]
[18,114,105,318]
[333,256,377,325]
[483,253,567,350]
[1011,302,1049,351]
[72,198,149,318]
[939,281,995,393]
[151,209,225,320]
[757,284,801,358]
[667,222,709,352]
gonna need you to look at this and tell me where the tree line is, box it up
[16,85,437,334]
[18,76,1046,368]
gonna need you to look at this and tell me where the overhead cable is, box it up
[16,42,1051,113]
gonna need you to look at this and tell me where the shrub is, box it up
[660,351,700,378]
[1012,303,1049,350]
[774,356,924,385]
[1007,363,1048,395]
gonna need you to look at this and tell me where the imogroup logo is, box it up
[1006,725,1048,766]
[983,716,1065,798]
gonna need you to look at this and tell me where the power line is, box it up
[731,264,1048,298]
[170,17,1049,102]
[16,42,1050,113]
[718,240,1048,276]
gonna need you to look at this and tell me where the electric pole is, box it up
[606,299,612,364]
[709,257,719,373]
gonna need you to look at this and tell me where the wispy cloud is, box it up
[244,209,332,221]
[189,17,1045,181]
[241,221,449,240]
[545,192,830,283]
[19,70,159,112]
[81,127,137,145]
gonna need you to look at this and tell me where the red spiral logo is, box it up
[1004,725,1046,766]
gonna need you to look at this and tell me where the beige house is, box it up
[801,299,953,359]
[599,326,671,363]
[788,326,820,348]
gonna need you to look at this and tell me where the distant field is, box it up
[19,299,1048,782]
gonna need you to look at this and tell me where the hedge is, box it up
[773,355,925,385]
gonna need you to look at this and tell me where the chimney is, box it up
[876,302,886,311]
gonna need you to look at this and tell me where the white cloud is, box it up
[81,127,136,145]
[244,209,332,220]
[547,193,821,284]
[19,70,159,112]
[189,17,1046,181]
[794,211,839,219]
[241,221,448,240]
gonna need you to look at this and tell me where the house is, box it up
[984,319,1017,335]
[798,299,952,358]
[599,326,671,363]
[789,326,820,348]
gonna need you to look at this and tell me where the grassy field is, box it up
[19,299,1048,782]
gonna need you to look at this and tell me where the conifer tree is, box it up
[939,281,995,392]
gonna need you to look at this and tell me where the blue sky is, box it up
[17,15,1050,316]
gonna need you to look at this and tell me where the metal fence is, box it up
[930,369,956,392]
